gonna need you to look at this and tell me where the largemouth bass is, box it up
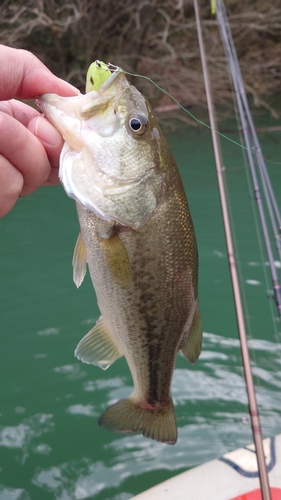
[37,63,202,444]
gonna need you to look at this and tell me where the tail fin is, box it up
[98,396,177,444]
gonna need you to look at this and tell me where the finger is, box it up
[0,99,40,127]
[0,102,62,184]
[28,115,63,170]
[0,101,64,172]
[43,166,61,186]
[0,155,23,218]
[0,45,79,100]
[0,111,50,196]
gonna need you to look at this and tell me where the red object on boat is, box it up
[231,488,281,500]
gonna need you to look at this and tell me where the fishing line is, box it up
[215,2,281,491]
[215,0,281,445]
[124,70,250,148]
[216,0,281,324]
[239,120,281,364]
[105,63,281,166]
[227,95,281,406]
[237,102,281,352]
[219,11,281,362]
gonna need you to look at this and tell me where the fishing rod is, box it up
[215,0,281,321]
[193,0,271,498]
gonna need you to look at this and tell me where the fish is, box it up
[36,62,202,444]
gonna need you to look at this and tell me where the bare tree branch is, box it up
[0,0,280,117]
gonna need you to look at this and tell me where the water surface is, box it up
[0,112,281,499]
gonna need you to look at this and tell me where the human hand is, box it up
[0,44,79,218]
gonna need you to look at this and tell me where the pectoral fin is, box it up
[72,232,87,288]
[99,232,132,289]
[181,302,202,364]
[75,317,123,370]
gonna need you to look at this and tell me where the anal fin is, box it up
[181,301,202,364]
[75,317,122,370]
[72,232,87,288]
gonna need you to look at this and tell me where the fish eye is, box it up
[128,114,148,136]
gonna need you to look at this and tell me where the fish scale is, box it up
[76,164,195,414]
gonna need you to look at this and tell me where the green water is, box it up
[1,114,281,500]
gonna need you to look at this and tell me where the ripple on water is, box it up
[213,250,225,258]
[265,260,281,268]
[245,279,261,286]
[0,424,29,448]
[32,460,128,499]
[32,443,52,455]
[203,331,241,348]
[81,377,130,411]
[105,415,252,473]
[2,330,280,499]
[83,377,126,391]
[0,488,31,500]
[37,327,60,336]
[66,404,97,417]
[0,414,54,461]
[172,368,248,405]
[54,364,87,380]
[198,350,228,361]
[33,466,62,490]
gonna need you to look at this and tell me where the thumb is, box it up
[28,115,64,169]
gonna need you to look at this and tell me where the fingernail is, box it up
[34,116,62,147]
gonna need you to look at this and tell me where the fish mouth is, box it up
[36,69,128,119]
